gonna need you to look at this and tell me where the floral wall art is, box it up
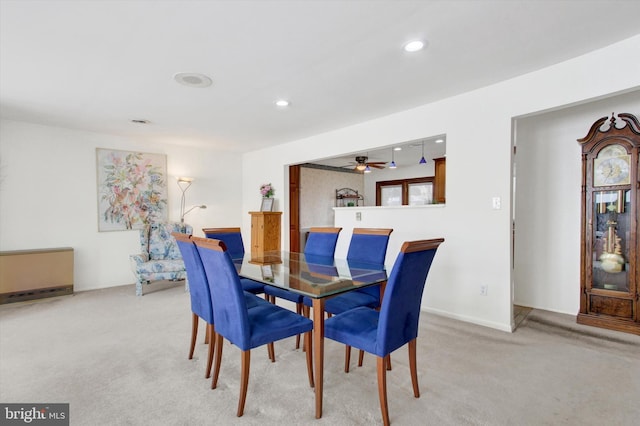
[96,148,168,231]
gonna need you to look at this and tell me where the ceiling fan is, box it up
[352,156,386,172]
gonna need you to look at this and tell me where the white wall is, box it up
[0,120,243,292]
[514,90,640,315]
[242,35,640,332]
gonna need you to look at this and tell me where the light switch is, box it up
[356,212,362,221]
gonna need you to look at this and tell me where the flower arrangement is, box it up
[260,183,275,198]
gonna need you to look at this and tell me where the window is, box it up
[376,177,434,206]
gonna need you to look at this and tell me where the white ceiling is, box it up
[2,0,640,157]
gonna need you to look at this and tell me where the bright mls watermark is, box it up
[1,404,68,425]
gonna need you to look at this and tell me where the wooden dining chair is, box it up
[193,236,314,417]
[304,228,393,370]
[172,233,216,378]
[264,227,342,348]
[338,228,393,370]
[324,238,444,426]
[174,232,278,369]
[202,227,265,295]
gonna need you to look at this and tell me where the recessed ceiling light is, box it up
[275,99,290,107]
[393,147,402,151]
[404,40,425,52]
[435,139,444,143]
[174,72,213,88]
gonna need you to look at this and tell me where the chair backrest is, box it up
[172,233,214,324]
[141,222,193,260]
[347,228,393,264]
[304,227,342,257]
[202,227,245,259]
[376,238,444,357]
[346,228,392,298]
[193,236,252,351]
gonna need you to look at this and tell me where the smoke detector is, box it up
[174,72,213,88]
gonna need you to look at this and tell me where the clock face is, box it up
[594,155,631,186]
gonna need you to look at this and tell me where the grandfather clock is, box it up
[577,112,639,335]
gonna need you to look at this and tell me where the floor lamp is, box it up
[177,177,206,229]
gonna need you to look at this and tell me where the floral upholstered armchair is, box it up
[130,222,193,296]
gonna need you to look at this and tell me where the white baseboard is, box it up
[423,306,514,333]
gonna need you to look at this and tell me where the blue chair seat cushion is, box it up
[324,291,379,314]
[263,286,304,303]
[240,303,313,350]
[244,291,271,309]
[241,278,265,294]
[325,307,381,356]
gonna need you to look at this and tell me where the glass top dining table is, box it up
[236,251,387,419]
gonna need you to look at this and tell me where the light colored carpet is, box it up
[1,282,639,425]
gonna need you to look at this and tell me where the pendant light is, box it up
[364,164,372,173]
[389,148,397,169]
[419,141,427,164]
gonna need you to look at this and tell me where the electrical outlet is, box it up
[480,284,488,296]
[492,197,501,210]
[355,212,362,221]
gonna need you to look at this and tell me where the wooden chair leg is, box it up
[189,313,198,359]
[211,334,223,389]
[237,350,251,417]
[267,343,275,362]
[358,349,365,367]
[386,354,392,370]
[203,314,209,344]
[408,338,420,397]
[302,305,310,352]
[344,345,352,373]
[295,302,302,349]
[377,355,390,426]
[205,324,215,378]
[305,331,314,388]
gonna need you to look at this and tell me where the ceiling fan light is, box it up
[356,164,366,171]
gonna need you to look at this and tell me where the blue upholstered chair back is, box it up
[376,240,441,356]
[347,232,390,265]
[195,239,252,350]
[345,229,392,298]
[202,228,245,259]
[304,227,342,257]
[173,235,214,325]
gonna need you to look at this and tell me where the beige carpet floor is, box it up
[1,281,639,425]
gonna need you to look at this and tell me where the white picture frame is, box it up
[260,198,274,212]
